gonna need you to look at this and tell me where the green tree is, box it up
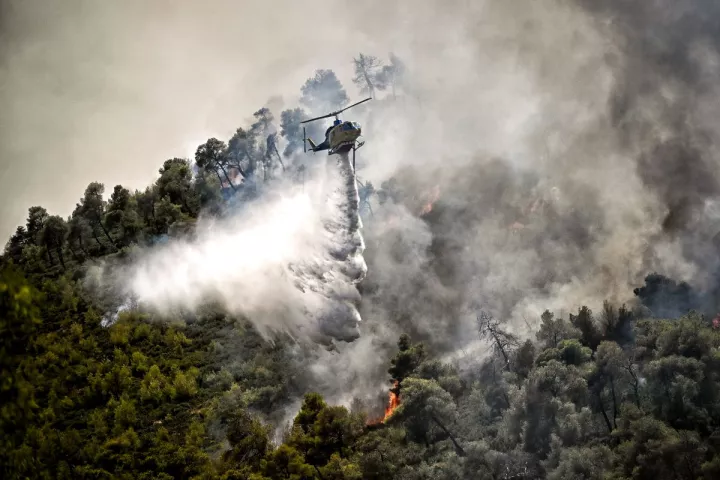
[536,310,581,349]
[352,53,383,98]
[546,444,614,480]
[39,215,68,269]
[192,169,222,213]
[515,360,590,456]
[375,53,406,98]
[227,127,260,179]
[389,377,466,456]
[514,339,537,378]
[588,341,631,433]
[0,267,41,473]
[599,301,634,345]
[261,444,315,479]
[156,158,196,214]
[66,212,93,257]
[569,306,602,351]
[196,138,237,191]
[280,108,308,157]
[388,334,427,398]
[3,226,28,265]
[612,412,706,479]
[300,69,349,113]
[24,206,49,245]
[223,408,272,474]
[104,184,142,247]
[77,182,118,250]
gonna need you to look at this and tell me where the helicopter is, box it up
[302,97,371,168]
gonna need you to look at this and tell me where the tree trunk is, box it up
[610,377,619,429]
[272,145,285,171]
[56,246,66,270]
[68,243,81,262]
[626,363,642,409]
[313,465,325,480]
[92,231,104,249]
[150,195,156,221]
[46,247,55,266]
[244,150,257,176]
[633,382,641,409]
[98,220,118,250]
[363,71,375,98]
[492,331,510,368]
[181,196,193,215]
[212,169,224,188]
[227,157,247,179]
[218,165,237,191]
[55,246,66,270]
[78,236,89,255]
[597,395,613,434]
[430,413,466,457]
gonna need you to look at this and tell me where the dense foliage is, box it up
[3,54,720,479]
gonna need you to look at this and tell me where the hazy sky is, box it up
[0,0,410,241]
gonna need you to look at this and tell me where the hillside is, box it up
[4,12,720,480]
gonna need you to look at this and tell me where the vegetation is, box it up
[2,53,720,479]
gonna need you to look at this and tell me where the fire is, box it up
[383,381,401,421]
[420,185,441,216]
[367,381,400,425]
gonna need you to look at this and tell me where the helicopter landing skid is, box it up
[329,142,355,155]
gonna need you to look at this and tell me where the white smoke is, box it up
[93,153,366,344]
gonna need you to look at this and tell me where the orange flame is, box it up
[383,381,400,421]
[420,185,441,216]
[367,381,400,425]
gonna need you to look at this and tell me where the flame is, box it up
[420,185,441,216]
[367,381,400,425]
[383,381,400,421]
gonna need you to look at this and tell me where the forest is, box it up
[2,51,720,480]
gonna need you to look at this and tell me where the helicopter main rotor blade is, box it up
[299,97,372,125]
[337,96,372,114]
[300,112,335,124]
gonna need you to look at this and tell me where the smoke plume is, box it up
[90,156,366,345]
[351,0,720,353]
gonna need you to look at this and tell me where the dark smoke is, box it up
[633,272,700,319]
[578,0,720,235]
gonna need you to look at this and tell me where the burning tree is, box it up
[368,334,427,426]
[419,184,441,216]
[387,333,426,402]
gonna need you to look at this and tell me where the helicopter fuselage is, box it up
[327,121,362,155]
[301,97,371,155]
